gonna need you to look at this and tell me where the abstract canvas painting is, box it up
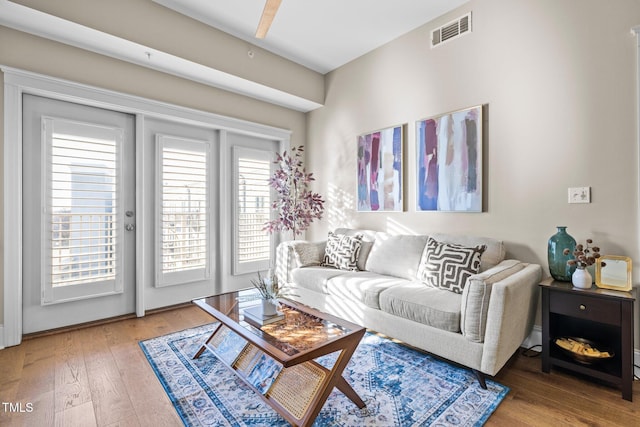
[416,105,482,212]
[357,125,403,212]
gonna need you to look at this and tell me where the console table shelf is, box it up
[539,278,635,401]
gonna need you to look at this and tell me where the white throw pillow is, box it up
[417,237,486,294]
[291,241,324,267]
[322,231,362,271]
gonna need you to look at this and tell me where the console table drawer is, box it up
[549,293,620,325]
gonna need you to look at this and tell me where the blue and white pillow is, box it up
[322,232,363,271]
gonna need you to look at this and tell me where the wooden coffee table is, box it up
[192,289,366,427]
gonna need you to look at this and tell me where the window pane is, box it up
[237,157,271,264]
[49,134,117,287]
[161,146,207,274]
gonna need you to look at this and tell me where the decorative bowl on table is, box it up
[554,337,614,364]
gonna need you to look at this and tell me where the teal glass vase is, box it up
[547,226,576,281]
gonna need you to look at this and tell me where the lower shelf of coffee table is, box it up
[207,326,332,425]
[267,361,328,420]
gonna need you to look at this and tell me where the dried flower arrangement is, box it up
[564,239,603,269]
[250,270,296,301]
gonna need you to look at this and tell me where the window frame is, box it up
[155,133,211,287]
[41,116,124,304]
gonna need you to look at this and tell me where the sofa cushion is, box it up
[379,282,462,332]
[461,260,526,342]
[417,237,486,294]
[429,233,505,272]
[333,228,376,271]
[322,232,362,271]
[365,234,428,280]
[291,267,345,294]
[325,272,408,309]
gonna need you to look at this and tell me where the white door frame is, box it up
[2,66,291,347]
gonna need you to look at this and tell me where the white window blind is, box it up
[42,117,123,304]
[232,147,272,275]
[156,135,210,287]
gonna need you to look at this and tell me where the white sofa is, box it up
[275,228,542,387]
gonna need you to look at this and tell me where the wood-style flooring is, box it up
[0,305,638,426]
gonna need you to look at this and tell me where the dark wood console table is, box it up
[539,278,635,401]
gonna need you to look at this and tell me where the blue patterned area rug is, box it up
[140,323,508,426]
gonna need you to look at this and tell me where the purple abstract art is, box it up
[416,106,482,212]
[357,125,403,212]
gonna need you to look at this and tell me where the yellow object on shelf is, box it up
[555,337,613,362]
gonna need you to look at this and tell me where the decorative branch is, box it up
[263,146,325,239]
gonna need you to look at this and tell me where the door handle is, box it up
[125,224,135,232]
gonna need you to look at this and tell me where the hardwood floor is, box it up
[0,305,637,426]
[492,349,639,426]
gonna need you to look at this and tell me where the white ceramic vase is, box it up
[572,267,592,289]
[261,299,278,316]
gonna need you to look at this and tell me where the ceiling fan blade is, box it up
[255,0,282,39]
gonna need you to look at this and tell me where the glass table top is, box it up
[195,288,360,357]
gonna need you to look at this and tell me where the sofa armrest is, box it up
[461,260,527,342]
[480,263,542,375]
[275,240,326,284]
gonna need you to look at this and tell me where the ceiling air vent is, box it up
[431,12,472,48]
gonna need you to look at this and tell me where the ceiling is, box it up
[0,0,470,111]
[153,0,471,74]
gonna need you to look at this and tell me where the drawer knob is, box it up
[579,304,586,310]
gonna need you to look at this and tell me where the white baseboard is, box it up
[522,325,640,378]
[0,325,4,350]
[522,325,542,350]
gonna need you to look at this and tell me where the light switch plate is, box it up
[568,187,590,203]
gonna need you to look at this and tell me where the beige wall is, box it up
[306,0,640,341]
[0,1,321,328]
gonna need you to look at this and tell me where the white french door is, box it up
[22,94,136,333]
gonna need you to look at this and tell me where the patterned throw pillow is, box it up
[322,232,363,271]
[417,237,486,294]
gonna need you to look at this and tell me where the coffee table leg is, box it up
[335,376,366,408]
[193,323,222,359]
[298,331,366,426]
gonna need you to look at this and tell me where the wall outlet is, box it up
[568,187,591,204]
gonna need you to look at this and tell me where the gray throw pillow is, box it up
[418,237,486,294]
[322,231,362,271]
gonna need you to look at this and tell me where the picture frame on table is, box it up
[596,255,633,292]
